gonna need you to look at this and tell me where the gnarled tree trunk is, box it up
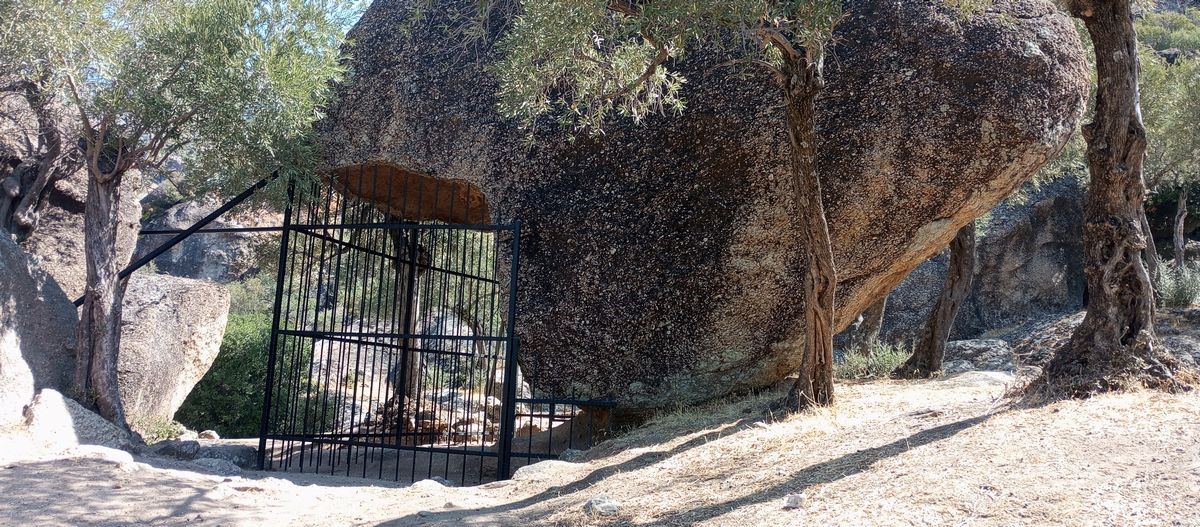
[0,79,80,240]
[780,56,837,411]
[850,297,887,357]
[75,169,131,433]
[1047,0,1184,394]
[1174,188,1188,267]
[894,222,976,379]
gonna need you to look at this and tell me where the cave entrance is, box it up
[256,164,534,484]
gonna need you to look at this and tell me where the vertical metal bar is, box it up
[496,222,522,480]
[258,179,296,470]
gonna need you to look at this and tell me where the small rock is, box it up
[149,440,201,460]
[511,460,574,481]
[431,476,457,487]
[195,444,257,468]
[559,449,586,462]
[783,492,806,510]
[178,429,199,441]
[583,495,620,517]
[198,430,220,440]
[192,457,241,476]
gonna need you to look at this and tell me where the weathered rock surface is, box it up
[320,0,1088,407]
[1010,309,1200,368]
[119,273,230,430]
[0,235,76,427]
[19,169,144,299]
[22,389,132,450]
[134,198,280,283]
[943,339,1016,373]
[883,177,1086,343]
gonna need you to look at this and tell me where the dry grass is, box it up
[1,372,1196,527]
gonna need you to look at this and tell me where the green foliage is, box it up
[1156,263,1200,308]
[176,312,272,438]
[0,0,353,205]
[491,0,841,132]
[1138,8,1200,52]
[1138,25,1200,198]
[131,417,187,445]
[834,343,910,380]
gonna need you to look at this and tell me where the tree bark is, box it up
[849,297,887,357]
[1142,209,1160,282]
[0,80,79,240]
[894,223,976,379]
[779,56,837,411]
[1174,188,1188,267]
[1048,0,1184,394]
[75,168,132,433]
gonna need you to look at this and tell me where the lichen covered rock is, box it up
[319,0,1088,408]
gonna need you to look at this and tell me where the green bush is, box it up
[1157,264,1200,308]
[835,343,911,380]
[176,312,273,438]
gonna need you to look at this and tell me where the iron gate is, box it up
[256,172,530,484]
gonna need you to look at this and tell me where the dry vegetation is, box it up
[1,372,1197,526]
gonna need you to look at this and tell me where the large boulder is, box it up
[119,273,230,430]
[0,235,76,428]
[19,169,144,299]
[318,0,1088,408]
[883,177,1087,343]
[134,198,281,283]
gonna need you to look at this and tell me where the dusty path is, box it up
[1,372,1197,526]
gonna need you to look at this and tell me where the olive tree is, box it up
[1045,0,1191,393]
[491,0,842,410]
[0,0,350,431]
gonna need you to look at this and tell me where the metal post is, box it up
[257,179,296,471]
[496,222,522,480]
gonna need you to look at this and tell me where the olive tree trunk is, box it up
[0,80,79,240]
[894,223,976,379]
[75,168,132,433]
[1174,188,1188,267]
[1048,0,1184,393]
[780,57,837,411]
[850,297,888,357]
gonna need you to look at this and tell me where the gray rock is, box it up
[583,495,620,517]
[119,273,229,433]
[559,449,586,462]
[148,439,201,460]
[191,457,241,476]
[320,0,1087,409]
[943,340,1016,373]
[884,177,1086,344]
[19,168,144,300]
[134,198,280,283]
[511,460,575,482]
[195,444,257,469]
[23,389,132,450]
[198,429,219,440]
[783,493,807,510]
[0,235,76,427]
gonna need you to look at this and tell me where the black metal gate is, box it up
[256,174,527,484]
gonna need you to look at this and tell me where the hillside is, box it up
[1,372,1196,526]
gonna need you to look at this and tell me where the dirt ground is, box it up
[1,371,1197,527]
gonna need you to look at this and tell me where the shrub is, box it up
[1157,264,1200,308]
[176,312,273,438]
[834,343,911,380]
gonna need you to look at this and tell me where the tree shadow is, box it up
[373,410,995,526]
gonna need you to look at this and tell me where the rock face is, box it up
[942,340,1016,373]
[319,0,1088,408]
[119,273,230,429]
[134,199,280,283]
[19,169,144,299]
[883,177,1087,343]
[0,235,76,427]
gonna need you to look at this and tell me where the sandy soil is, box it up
[1,371,1196,527]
